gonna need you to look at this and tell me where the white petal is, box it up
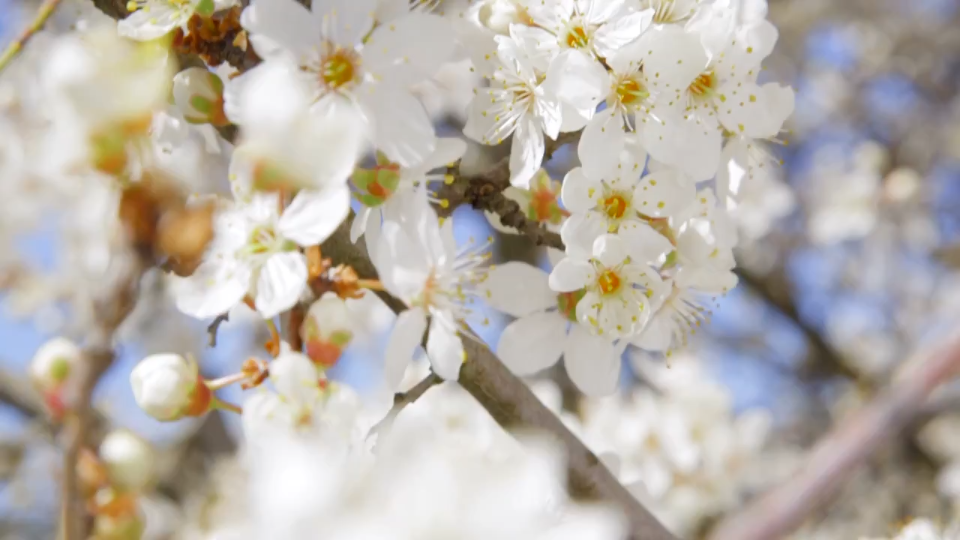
[364,13,457,88]
[508,24,561,73]
[173,260,249,320]
[549,258,593,292]
[509,116,545,189]
[242,0,318,59]
[497,312,566,375]
[638,26,708,91]
[421,138,467,171]
[384,309,428,388]
[630,313,672,352]
[350,206,372,243]
[560,212,606,257]
[578,107,626,180]
[545,49,607,111]
[118,8,183,41]
[313,0,375,49]
[278,187,350,246]
[642,111,722,182]
[356,84,437,167]
[462,91,520,144]
[254,252,308,318]
[634,168,695,218]
[426,312,464,380]
[481,262,555,318]
[593,10,652,59]
[564,324,620,396]
[534,92,564,140]
[592,234,628,267]
[377,222,431,301]
[560,167,602,213]
[617,222,673,265]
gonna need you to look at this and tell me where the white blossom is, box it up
[130,353,210,421]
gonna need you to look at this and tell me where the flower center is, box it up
[616,77,648,106]
[565,25,590,48]
[602,193,629,220]
[596,269,622,295]
[688,71,717,98]
[321,49,358,90]
[242,224,295,258]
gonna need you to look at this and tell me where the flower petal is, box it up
[634,168,695,218]
[242,0,318,59]
[545,49,607,111]
[118,8,183,41]
[638,25,709,91]
[593,10,653,59]
[618,222,673,265]
[509,115,545,189]
[356,84,437,167]
[497,312,566,375]
[173,259,249,320]
[364,12,457,87]
[278,187,350,246]
[254,252,308,318]
[564,324,620,396]
[560,212,606,258]
[384,309,428,388]
[480,262,555,317]
[578,107,626,180]
[593,234,629,267]
[312,0,376,49]
[420,137,468,171]
[426,312,464,380]
[560,167,602,213]
[350,206,372,243]
[549,258,593,292]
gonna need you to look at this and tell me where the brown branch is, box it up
[320,222,677,540]
[709,332,960,540]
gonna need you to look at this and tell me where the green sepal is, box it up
[195,0,216,17]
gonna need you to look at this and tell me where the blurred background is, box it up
[2,0,960,538]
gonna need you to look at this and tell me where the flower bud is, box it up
[130,353,210,421]
[301,293,354,368]
[91,488,143,540]
[351,153,400,207]
[172,67,227,126]
[30,337,81,417]
[99,429,156,492]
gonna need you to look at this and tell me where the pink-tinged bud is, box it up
[99,429,156,492]
[301,293,354,368]
[130,354,211,422]
[30,337,81,419]
[172,67,228,126]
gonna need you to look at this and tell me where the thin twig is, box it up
[709,333,960,540]
[320,223,678,540]
[367,372,443,441]
[0,0,64,74]
[207,313,229,347]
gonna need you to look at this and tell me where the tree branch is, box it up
[709,332,960,540]
[320,223,678,540]
[368,372,443,441]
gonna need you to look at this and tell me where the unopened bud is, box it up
[130,354,210,421]
[91,488,143,540]
[172,67,228,126]
[99,429,155,492]
[30,337,81,417]
[301,293,354,368]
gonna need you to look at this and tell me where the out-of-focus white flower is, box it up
[120,0,236,41]
[226,61,365,196]
[130,353,210,421]
[172,67,229,126]
[172,188,348,319]
[30,337,82,417]
[859,519,959,540]
[375,191,490,385]
[238,0,457,166]
[99,429,156,492]
[301,293,354,369]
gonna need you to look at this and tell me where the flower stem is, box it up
[0,0,64,74]
[356,279,385,291]
[210,397,242,415]
[204,372,248,391]
[264,318,281,356]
